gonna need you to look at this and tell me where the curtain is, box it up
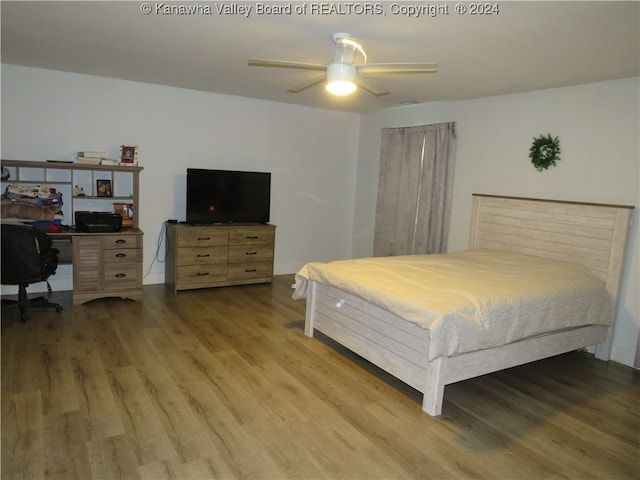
[373,122,457,256]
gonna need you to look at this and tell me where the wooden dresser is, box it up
[165,223,275,293]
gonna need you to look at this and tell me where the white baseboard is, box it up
[143,271,164,286]
[611,344,637,368]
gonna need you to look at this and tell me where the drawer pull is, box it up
[115,273,127,278]
[197,237,211,241]
[246,252,257,256]
[197,254,210,258]
[245,268,257,273]
[246,235,258,240]
[116,239,127,244]
[116,253,127,258]
[196,272,210,276]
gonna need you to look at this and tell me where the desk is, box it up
[50,229,143,305]
[1,159,144,305]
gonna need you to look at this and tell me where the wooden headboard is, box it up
[469,194,634,309]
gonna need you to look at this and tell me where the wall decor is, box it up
[529,134,561,171]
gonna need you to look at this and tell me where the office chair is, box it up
[1,223,63,322]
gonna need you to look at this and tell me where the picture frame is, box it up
[120,145,138,165]
[96,179,112,197]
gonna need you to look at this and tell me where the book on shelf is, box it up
[76,157,102,165]
[78,151,107,159]
[100,158,119,166]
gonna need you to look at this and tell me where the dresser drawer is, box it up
[177,264,227,287]
[227,262,273,281]
[103,263,140,290]
[178,229,228,247]
[229,227,275,246]
[102,235,143,250]
[177,246,227,266]
[228,245,273,264]
[103,248,143,264]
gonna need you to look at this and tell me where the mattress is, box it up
[293,249,613,361]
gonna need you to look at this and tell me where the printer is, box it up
[75,211,123,233]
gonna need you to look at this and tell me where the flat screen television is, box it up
[186,168,271,224]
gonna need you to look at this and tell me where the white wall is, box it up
[354,77,640,367]
[3,65,638,366]
[1,65,360,289]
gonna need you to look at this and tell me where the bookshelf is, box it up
[1,159,142,228]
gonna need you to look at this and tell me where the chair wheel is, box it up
[55,306,63,313]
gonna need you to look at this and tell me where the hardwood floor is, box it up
[2,275,639,479]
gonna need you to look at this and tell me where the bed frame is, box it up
[303,194,634,416]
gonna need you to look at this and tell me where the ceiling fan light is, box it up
[326,63,357,96]
[326,80,357,96]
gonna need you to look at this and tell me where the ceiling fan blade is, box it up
[248,58,327,71]
[356,77,390,96]
[287,73,327,93]
[358,62,438,75]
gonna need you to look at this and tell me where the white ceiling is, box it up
[2,1,639,113]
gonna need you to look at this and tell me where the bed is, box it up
[293,194,634,416]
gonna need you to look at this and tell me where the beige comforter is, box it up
[293,249,613,360]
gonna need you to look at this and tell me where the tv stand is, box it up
[164,223,276,293]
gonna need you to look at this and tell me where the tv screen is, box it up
[186,168,271,224]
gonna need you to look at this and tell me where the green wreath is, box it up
[529,134,561,171]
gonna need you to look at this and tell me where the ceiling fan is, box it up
[248,33,438,97]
